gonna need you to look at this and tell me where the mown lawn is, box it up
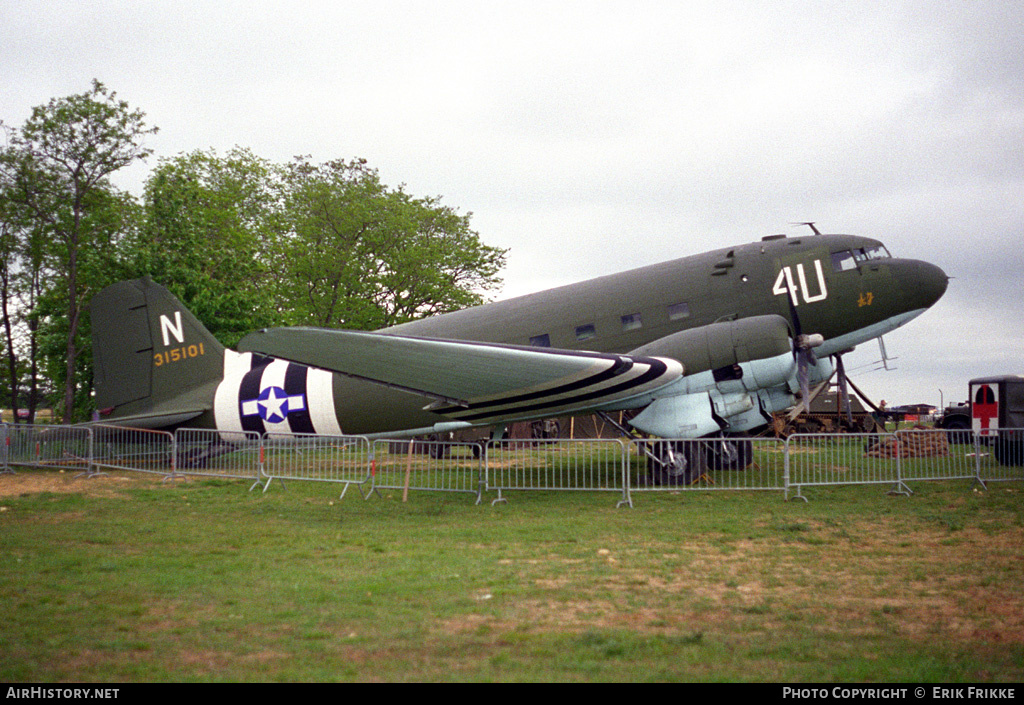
[1,469,1022,682]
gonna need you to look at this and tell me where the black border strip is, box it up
[446,358,671,422]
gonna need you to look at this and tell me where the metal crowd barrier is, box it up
[91,424,174,476]
[484,437,629,506]
[174,428,261,484]
[785,433,908,500]
[1,423,93,475]
[627,436,788,496]
[973,427,1024,485]
[783,428,1024,499]
[370,438,484,502]
[2,422,1022,502]
[889,428,979,484]
[0,424,9,475]
[261,433,372,497]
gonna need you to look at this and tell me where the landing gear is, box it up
[705,433,753,471]
[648,441,707,486]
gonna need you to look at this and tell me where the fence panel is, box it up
[785,432,907,498]
[262,433,372,496]
[484,438,628,505]
[0,424,8,474]
[976,428,1024,484]
[371,439,484,501]
[174,428,261,481]
[91,425,174,476]
[4,421,1021,499]
[890,428,979,483]
[2,423,93,474]
[625,437,787,494]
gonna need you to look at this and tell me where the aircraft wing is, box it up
[236,327,683,424]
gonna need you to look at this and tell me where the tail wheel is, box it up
[649,441,707,486]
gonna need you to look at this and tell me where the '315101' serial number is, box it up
[154,343,205,367]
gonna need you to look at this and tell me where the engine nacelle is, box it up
[624,315,818,438]
[628,391,722,439]
[628,314,796,397]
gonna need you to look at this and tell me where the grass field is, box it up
[1,468,1022,682]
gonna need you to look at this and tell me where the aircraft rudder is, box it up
[92,278,225,417]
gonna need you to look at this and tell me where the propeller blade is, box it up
[797,349,811,413]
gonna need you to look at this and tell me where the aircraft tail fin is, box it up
[91,278,225,429]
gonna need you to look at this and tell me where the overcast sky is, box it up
[2,0,1022,410]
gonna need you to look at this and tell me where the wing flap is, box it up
[236,328,683,423]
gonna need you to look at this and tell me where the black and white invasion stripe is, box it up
[428,352,680,424]
[214,351,343,438]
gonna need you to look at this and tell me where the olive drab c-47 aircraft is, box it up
[91,226,948,482]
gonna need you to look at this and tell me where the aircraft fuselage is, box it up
[390,232,945,365]
[93,231,948,441]
[245,232,946,436]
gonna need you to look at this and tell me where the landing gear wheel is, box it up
[706,434,753,470]
[649,441,707,486]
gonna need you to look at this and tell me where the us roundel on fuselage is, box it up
[215,357,343,437]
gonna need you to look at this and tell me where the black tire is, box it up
[942,418,972,446]
[648,441,707,486]
[994,437,1024,467]
[428,435,451,459]
[706,434,753,470]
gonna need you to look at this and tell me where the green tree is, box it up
[0,198,20,418]
[276,157,506,330]
[126,147,284,347]
[1,130,58,422]
[2,80,157,421]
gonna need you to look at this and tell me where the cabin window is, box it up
[530,334,551,347]
[668,302,690,321]
[831,250,857,272]
[575,324,597,341]
[621,313,642,331]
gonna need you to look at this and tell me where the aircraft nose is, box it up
[902,260,949,310]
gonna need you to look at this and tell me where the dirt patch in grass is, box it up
[438,520,1024,652]
[0,470,182,499]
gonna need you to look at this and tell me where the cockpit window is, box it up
[853,245,891,262]
[831,250,857,272]
[833,245,890,271]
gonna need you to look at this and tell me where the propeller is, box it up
[786,288,824,414]
[795,333,824,413]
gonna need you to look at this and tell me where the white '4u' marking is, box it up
[772,259,828,306]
